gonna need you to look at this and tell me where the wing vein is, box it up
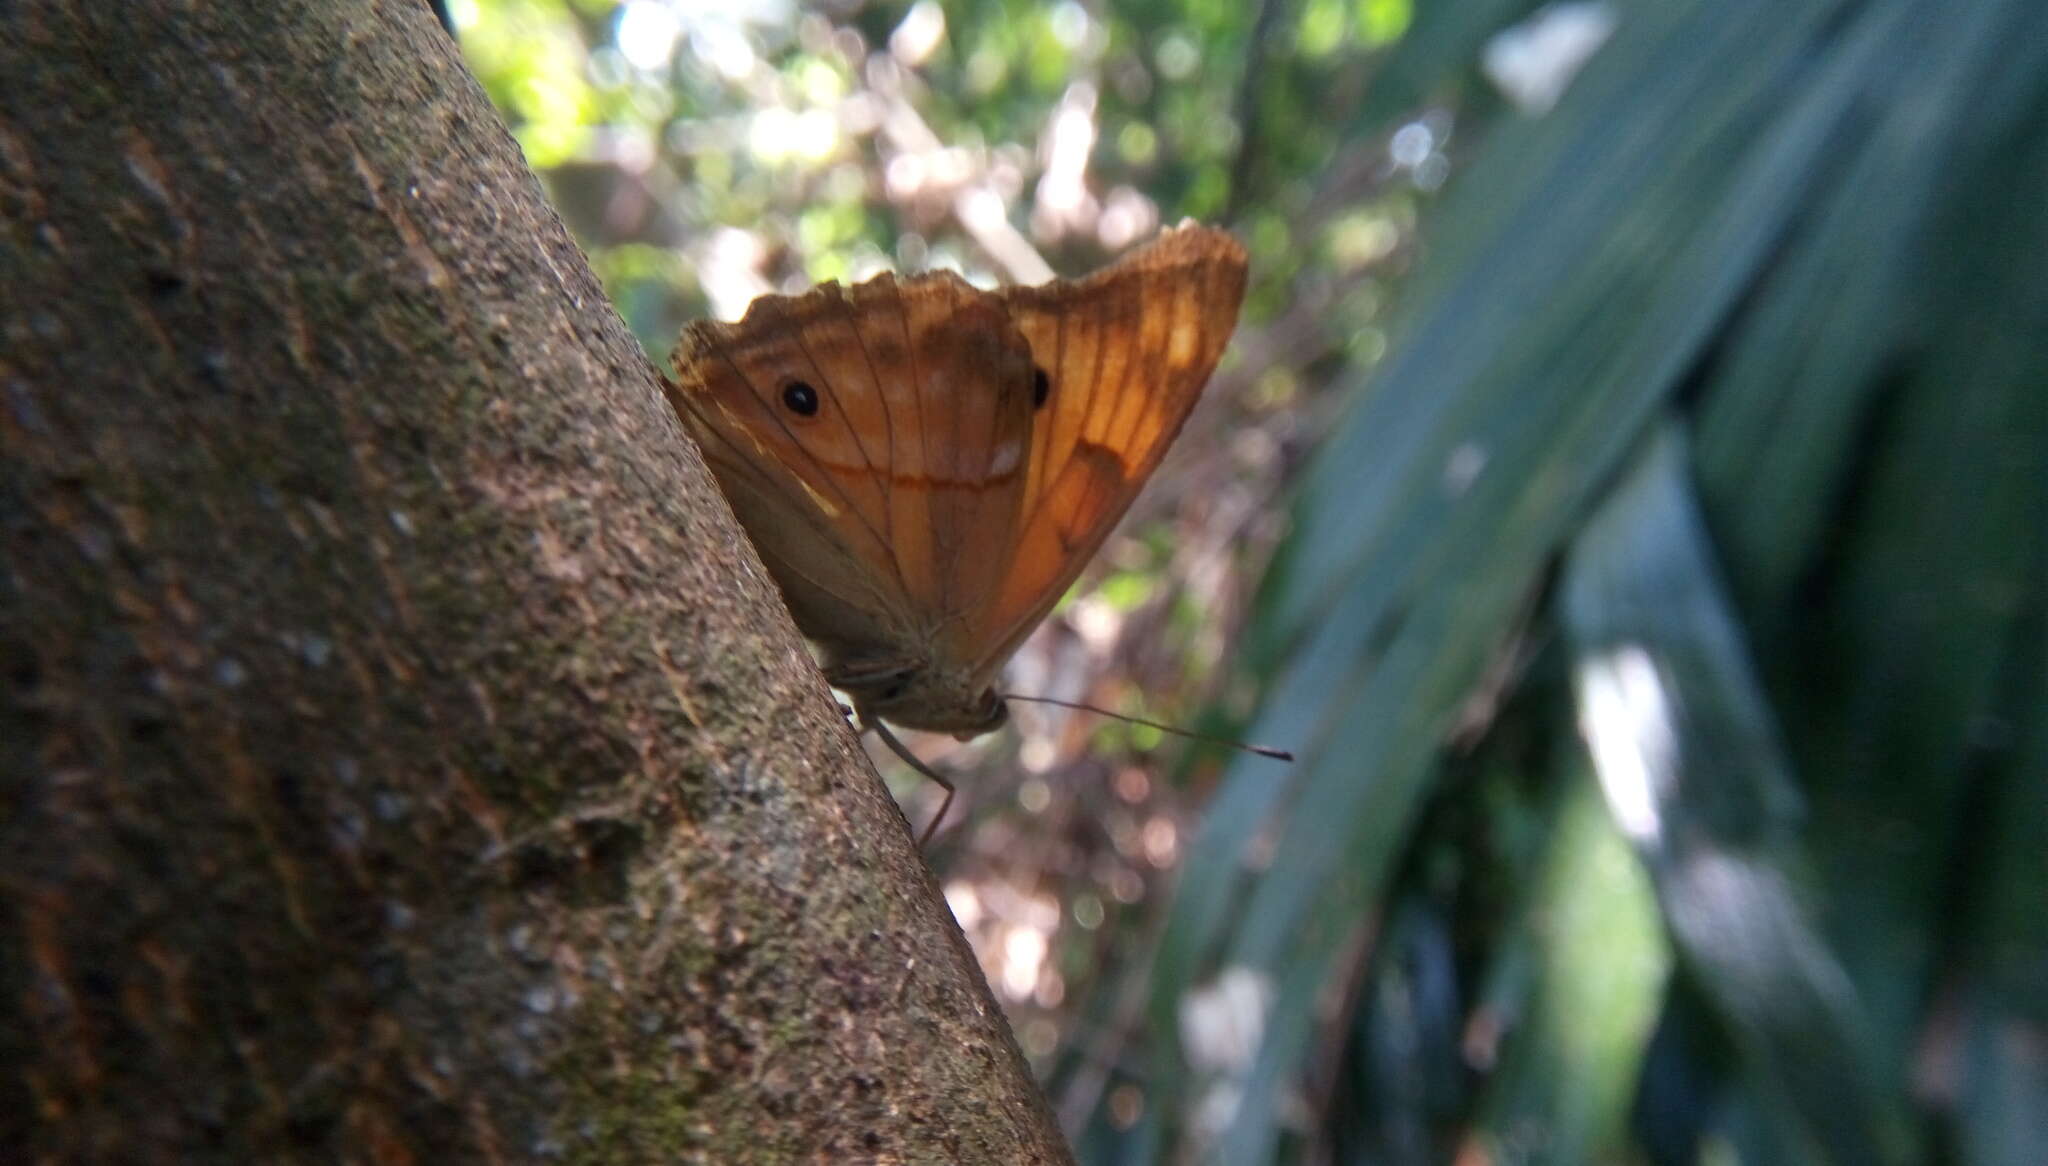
[896,286,935,615]
[827,292,911,596]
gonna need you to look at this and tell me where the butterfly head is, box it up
[837,663,1010,741]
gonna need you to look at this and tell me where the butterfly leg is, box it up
[868,718,957,847]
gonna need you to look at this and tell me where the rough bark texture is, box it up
[0,3,1070,1161]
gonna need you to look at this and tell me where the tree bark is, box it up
[0,3,1070,1161]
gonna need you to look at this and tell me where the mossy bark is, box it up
[0,3,1069,1161]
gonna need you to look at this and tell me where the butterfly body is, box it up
[668,222,1248,745]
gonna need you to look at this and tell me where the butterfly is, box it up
[666,222,1248,829]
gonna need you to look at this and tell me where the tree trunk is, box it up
[0,3,1070,1161]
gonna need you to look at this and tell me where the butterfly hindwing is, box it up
[892,276,1037,657]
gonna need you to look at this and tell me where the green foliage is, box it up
[1143,0,2047,1160]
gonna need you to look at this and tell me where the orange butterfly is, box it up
[667,222,1248,829]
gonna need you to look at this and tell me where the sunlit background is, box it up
[453,1,2047,1162]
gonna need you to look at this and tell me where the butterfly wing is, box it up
[970,223,1250,675]
[667,270,1038,684]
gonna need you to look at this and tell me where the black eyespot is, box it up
[880,679,907,701]
[781,380,820,416]
[1032,366,1050,409]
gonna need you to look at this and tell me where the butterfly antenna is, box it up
[1000,694,1294,762]
[868,718,958,846]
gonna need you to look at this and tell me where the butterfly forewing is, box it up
[977,224,1249,671]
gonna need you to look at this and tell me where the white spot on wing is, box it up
[798,479,840,517]
[990,439,1022,476]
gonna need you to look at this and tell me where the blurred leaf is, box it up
[1156,1,1884,1157]
[1957,637,2048,1162]
[1562,427,1904,1162]
[1151,0,2048,1158]
[1472,772,1669,1164]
